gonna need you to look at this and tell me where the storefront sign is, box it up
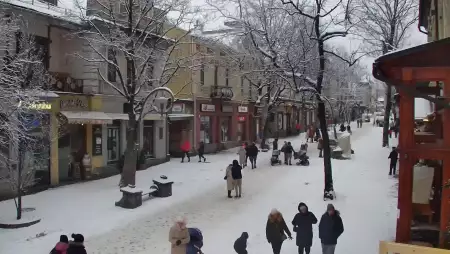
[201,104,215,112]
[238,116,246,122]
[171,103,184,113]
[222,105,233,113]
[238,106,248,113]
[92,125,103,156]
[60,97,88,111]
[25,102,52,110]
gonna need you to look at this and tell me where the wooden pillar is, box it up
[439,79,450,246]
[396,88,415,243]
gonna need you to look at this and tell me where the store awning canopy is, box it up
[60,111,112,124]
[106,113,129,120]
[169,114,194,120]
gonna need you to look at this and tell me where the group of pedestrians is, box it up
[233,203,344,254]
[50,234,87,254]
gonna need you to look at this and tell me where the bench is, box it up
[142,185,159,198]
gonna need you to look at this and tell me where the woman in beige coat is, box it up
[225,164,234,198]
[169,218,190,254]
[237,144,247,167]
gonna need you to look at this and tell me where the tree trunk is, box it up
[16,142,23,220]
[122,116,138,186]
[318,100,334,199]
[260,105,273,148]
[382,85,392,147]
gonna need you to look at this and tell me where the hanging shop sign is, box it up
[60,97,89,111]
[92,125,103,156]
[200,104,215,112]
[238,116,246,122]
[171,103,185,113]
[221,105,233,113]
[238,106,248,113]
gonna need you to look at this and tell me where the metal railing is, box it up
[379,241,450,254]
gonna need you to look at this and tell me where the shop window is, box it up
[143,120,154,157]
[278,113,283,130]
[107,124,120,163]
[200,116,211,144]
[220,116,231,142]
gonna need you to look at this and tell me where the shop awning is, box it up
[168,114,194,120]
[105,113,167,121]
[60,111,112,124]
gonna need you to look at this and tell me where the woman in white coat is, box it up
[169,218,190,254]
[237,144,247,167]
[225,164,234,198]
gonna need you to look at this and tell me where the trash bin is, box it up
[153,177,174,197]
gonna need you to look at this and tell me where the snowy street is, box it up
[0,124,398,254]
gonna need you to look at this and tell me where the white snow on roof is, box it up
[1,0,86,23]
[414,97,433,119]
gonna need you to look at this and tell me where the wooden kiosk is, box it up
[373,37,450,247]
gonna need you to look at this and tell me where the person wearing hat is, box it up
[169,217,190,254]
[67,233,87,254]
[50,235,69,254]
[266,209,292,254]
[319,204,344,254]
[292,203,318,254]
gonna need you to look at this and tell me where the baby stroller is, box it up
[294,149,310,166]
[187,228,204,254]
[270,150,282,166]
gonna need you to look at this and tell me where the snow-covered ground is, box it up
[0,122,398,254]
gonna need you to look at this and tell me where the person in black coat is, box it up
[67,233,87,254]
[231,160,243,198]
[319,204,344,254]
[292,202,318,254]
[388,147,398,176]
[234,232,249,254]
[266,209,292,254]
[247,142,259,169]
[285,142,294,165]
[273,138,279,150]
[198,141,206,162]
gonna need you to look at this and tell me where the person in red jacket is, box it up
[180,140,191,163]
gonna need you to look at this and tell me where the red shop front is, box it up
[237,105,251,143]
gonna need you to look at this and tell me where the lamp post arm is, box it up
[138,87,175,121]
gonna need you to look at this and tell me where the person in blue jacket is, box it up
[186,228,203,254]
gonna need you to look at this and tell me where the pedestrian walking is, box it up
[388,147,398,176]
[234,232,249,254]
[315,126,321,141]
[285,142,294,165]
[266,209,292,254]
[231,159,243,198]
[224,163,234,198]
[237,143,247,167]
[318,138,323,158]
[169,218,190,254]
[273,138,279,150]
[50,235,69,254]
[244,142,249,166]
[66,234,87,254]
[180,139,191,163]
[292,203,318,254]
[308,126,315,143]
[281,141,288,164]
[319,204,344,254]
[247,142,259,169]
[198,141,206,162]
[346,125,352,134]
[295,122,301,135]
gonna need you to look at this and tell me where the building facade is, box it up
[0,0,171,198]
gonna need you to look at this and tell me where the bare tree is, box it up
[0,12,50,220]
[351,0,418,147]
[73,0,198,192]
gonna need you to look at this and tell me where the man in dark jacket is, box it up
[319,204,344,254]
[247,143,259,169]
[388,147,398,175]
[198,141,206,162]
[273,138,279,150]
[285,142,294,165]
[231,160,243,198]
[281,141,288,164]
[292,203,317,254]
[234,232,249,254]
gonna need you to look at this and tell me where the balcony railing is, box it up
[210,86,233,101]
[49,72,84,93]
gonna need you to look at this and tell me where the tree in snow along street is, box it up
[0,13,51,220]
[280,0,364,200]
[351,0,418,147]
[74,0,199,190]
[204,0,319,147]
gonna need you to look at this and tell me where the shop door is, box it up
[237,122,246,141]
